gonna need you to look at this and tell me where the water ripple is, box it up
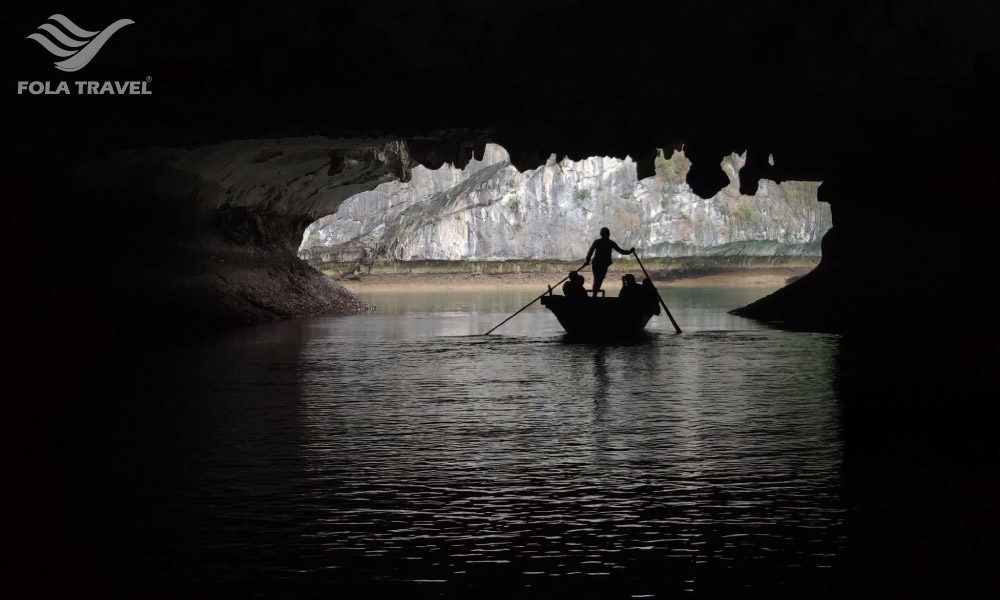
[152,289,844,597]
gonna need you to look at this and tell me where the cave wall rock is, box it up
[62,136,461,328]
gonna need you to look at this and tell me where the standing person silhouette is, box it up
[584,227,634,297]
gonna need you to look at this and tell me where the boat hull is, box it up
[540,295,657,340]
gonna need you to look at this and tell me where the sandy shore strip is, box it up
[335,267,814,293]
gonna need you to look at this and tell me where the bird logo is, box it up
[26,14,134,72]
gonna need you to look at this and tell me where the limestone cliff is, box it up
[298,145,831,266]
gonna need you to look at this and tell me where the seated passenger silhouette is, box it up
[562,271,588,300]
[619,273,641,303]
[584,227,634,297]
[641,277,661,315]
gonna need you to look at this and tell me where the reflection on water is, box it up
[72,287,848,598]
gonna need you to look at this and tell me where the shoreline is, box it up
[335,267,813,293]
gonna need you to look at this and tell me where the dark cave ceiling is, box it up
[6,0,998,195]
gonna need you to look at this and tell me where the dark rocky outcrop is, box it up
[31,137,468,331]
[732,151,1000,343]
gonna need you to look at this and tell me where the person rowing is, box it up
[584,227,634,297]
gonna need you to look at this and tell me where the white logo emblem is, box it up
[27,14,133,72]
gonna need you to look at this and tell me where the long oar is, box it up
[484,262,588,335]
[633,253,682,334]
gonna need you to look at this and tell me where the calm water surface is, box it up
[90,287,846,598]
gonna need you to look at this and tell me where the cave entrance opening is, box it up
[296,144,829,285]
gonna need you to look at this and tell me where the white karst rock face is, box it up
[299,144,832,262]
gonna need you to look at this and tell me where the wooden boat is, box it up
[539,293,660,339]
[485,256,680,338]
